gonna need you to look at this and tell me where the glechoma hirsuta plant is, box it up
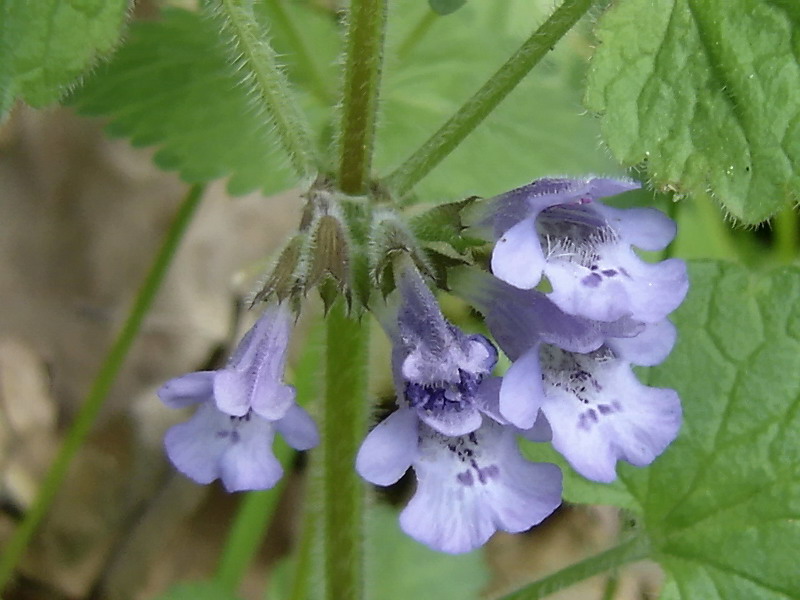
[2,0,799,598]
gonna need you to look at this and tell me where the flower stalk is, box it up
[322,301,370,600]
[384,0,594,197]
[210,0,319,179]
[337,0,388,194]
[497,535,650,600]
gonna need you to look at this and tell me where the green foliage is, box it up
[365,504,488,599]
[639,261,800,598]
[586,0,800,224]
[156,581,241,600]
[379,1,619,202]
[429,0,467,17]
[67,8,316,195]
[0,0,127,117]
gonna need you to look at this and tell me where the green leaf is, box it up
[156,581,241,600]
[0,0,128,116]
[520,440,639,511]
[67,8,313,196]
[620,262,800,598]
[365,503,489,599]
[379,1,620,203]
[585,0,800,224]
[429,0,467,17]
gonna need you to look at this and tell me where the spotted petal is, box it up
[539,346,682,483]
[399,421,562,554]
[164,401,282,492]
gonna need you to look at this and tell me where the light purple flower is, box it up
[526,343,681,483]
[485,177,688,323]
[451,268,644,429]
[357,263,562,552]
[357,407,562,554]
[392,264,499,436]
[158,303,319,491]
[163,395,318,492]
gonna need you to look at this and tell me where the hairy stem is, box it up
[0,184,206,591]
[337,0,388,194]
[384,0,594,197]
[322,302,369,600]
[497,535,650,600]
[211,0,319,179]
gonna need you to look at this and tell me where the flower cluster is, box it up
[357,177,687,552]
[157,176,687,554]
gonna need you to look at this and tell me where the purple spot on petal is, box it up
[601,269,617,277]
[588,409,599,423]
[598,404,613,415]
[581,273,602,288]
[619,267,631,278]
[612,400,623,412]
[216,431,230,438]
[230,430,241,443]
[483,464,500,480]
[457,470,474,486]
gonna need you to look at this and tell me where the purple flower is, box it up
[356,264,562,553]
[452,269,644,429]
[485,177,688,323]
[452,268,681,480]
[531,343,682,483]
[392,264,500,436]
[357,407,562,554]
[158,303,319,491]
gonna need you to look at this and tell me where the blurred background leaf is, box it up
[0,0,128,118]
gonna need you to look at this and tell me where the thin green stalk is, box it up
[0,184,206,592]
[266,0,333,105]
[497,535,650,600]
[337,0,388,194]
[774,203,798,263]
[384,0,594,197]
[215,483,286,591]
[397,10,437,60]
[210,0,318,179]
[322,302,369,600]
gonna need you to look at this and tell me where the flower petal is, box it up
[164,401,231,484]
[399,422,562,553]
[158,371,215,408]
[499,348,544,429]
[540,346,682,482]
[608,319,677,366]
[544,244,688,323]
[491,218,545,290]
[594,204,676,251]
[219,417,283,492]
[214,303,296,420]
[275,404,319,450]
[356,407,419,486]
[418,405,483,437]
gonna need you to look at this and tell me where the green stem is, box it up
[497,535,650,600]
[266,0,333,105]
[211,0,319,179]
[337,0,388,194]
[384,0,594,197]
[774,203,798,263]
[0,184,206,591]
[397,10,437,60]
[215,479,287,591]
[322,302,369,600]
